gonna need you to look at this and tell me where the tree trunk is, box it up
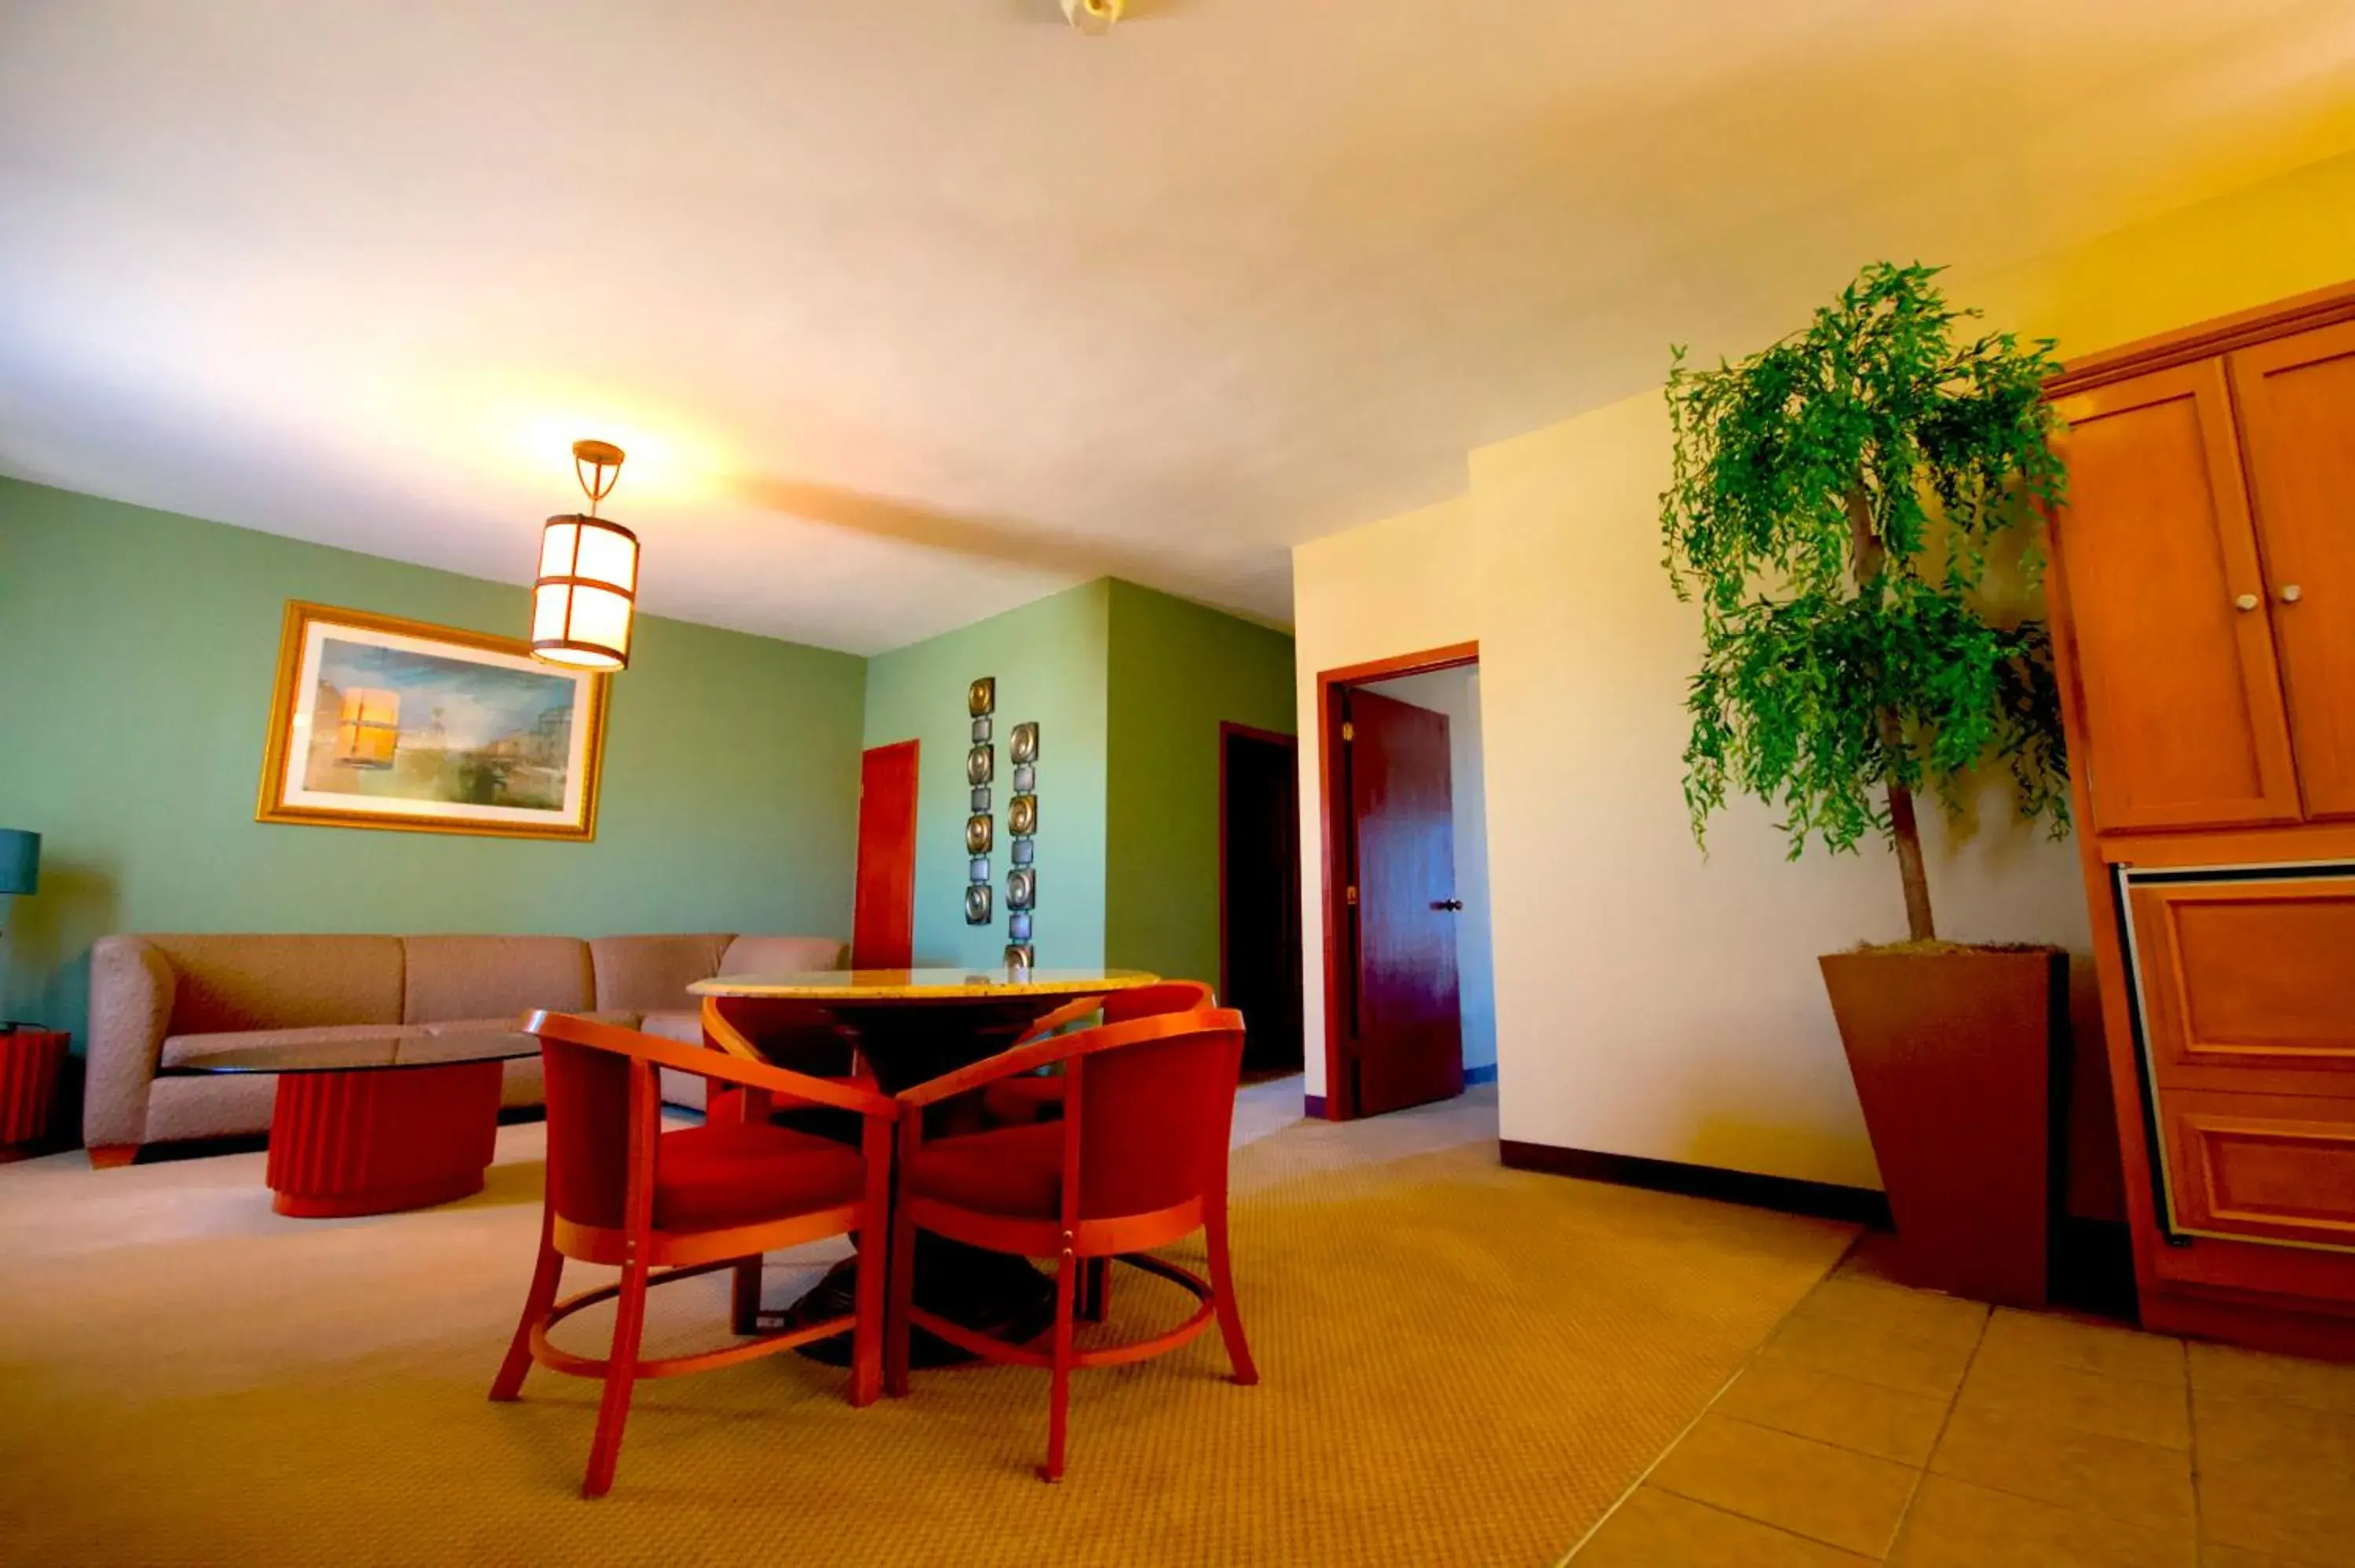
[1848,483,1938,942]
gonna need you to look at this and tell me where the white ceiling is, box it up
[5,2,2353,655]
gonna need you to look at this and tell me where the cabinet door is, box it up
[2229,322,2355,819]
[2051,362,2302,830]
[2159,1088,2355,1253]
[2127,875,2355,1098]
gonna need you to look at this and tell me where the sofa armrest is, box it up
[84,936,177,1149]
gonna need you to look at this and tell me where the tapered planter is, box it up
[1820,946,2066,1308]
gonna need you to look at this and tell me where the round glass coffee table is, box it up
[165,1031,539,1217]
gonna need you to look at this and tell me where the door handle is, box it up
[2235,593,2259,612]
[2279,583,2303,604]
[1431,899,1464,912]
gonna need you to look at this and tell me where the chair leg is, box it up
[1076,1256,1110,1323]
[849,1143,890,1406]
[884,1198,918,1398]
[1206,1197,1258,1386]
[582,1259,651,1499]
[489,1212,564,1402]
[1041,1249,1078,1483]
[730,1256,764,1336]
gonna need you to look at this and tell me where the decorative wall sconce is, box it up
[531,439,640,671]
[966,676,996,925]
[1004,720,1039,968]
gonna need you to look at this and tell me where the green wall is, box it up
[860,582,1111,971]
[1104,581,1297,990]
[0,477,867,1048]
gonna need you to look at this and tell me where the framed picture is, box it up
[255,600,610,841]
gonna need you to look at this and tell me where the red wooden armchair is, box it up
[490,1010,896,1497]
[885,1007,1258,1481]
[978,979,1214,1127]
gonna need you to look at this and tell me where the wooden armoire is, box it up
[2046,283,2355,1357]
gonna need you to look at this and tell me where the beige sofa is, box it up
[84,932,845,1163]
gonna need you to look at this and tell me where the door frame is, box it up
[1315,640,1480,1120]
[1218,720,1302,1037]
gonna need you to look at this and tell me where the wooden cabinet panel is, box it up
[2052,363,2301,830]
[2129,876,2355,1097]
[2229,322,2355,819]
[2160,1088,2355,1253]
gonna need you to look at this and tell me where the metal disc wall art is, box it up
[1003,720,1039,968]
[965,677,996,925]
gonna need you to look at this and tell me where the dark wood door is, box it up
[1222,727,1304,1073]
[2051,361,2302,831]
[2229,321,2355,819]
[852,741,918,969]
[1343,687,1462,1116]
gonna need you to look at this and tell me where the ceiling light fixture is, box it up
[531,439,639,672]
[1061,0,1123,34]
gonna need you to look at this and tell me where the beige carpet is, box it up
[0,1091,1853,1567]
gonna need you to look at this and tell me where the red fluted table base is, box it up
[0,1028,69,1161]
[265,1060,503,1217]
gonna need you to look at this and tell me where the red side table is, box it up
[0,1026,69,1161]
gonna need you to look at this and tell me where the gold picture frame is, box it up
[255,600,611,841]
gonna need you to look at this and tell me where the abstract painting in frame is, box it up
[256,600,610,841]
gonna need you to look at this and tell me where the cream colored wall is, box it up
[1292,496,1479,1103]
[1291,149,2355,1183]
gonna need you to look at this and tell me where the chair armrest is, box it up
[84,936,175,1148]
[523,1010,896,1121]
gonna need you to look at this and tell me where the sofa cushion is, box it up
[641,1011,704,1046]
[420,1010,641,1037]
[590,935,734,1013]
[717,935,848,978]
[146,935,406,1034]
[402,935,593,1024]
[160,1023,422,1072]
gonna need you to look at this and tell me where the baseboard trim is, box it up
[1463,1062,1498,1087]
[1303,1093,1327,1119]
[1499,1139,1892,1228]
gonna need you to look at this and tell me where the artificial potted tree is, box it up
[1660,262,2071,1307]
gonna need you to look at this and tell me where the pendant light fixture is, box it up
[531,439,639,671]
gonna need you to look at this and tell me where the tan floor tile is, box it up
[1981,1306,2187,1387]
[2188,1341,2355,1417]
[1793,1273,1990,1352]
[1889,1475,2194,1567]
[1835,1229,1911,1285]
[1769,1310,1979,1400]
[1955,1351,2192,1449]
[1717,1356,1949,1465]
[1929,1405,2193,1530]
[2194,1391,2355,1469]
[2203,1544,2329,1568]
[1650,1413,1920,1558]
[1573,1486,1875,1566]
[2200,1454,2355,1566]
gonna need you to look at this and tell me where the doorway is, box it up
[1220,724,1304,1074]
[1317,642,1493,1119]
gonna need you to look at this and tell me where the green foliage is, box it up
[1660,262,2071,858]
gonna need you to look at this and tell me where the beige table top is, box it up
[690,967,1159,1001]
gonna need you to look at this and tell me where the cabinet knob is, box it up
[2235,593,2259,611]
[2280,583,2303,603]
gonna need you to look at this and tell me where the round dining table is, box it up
[687,965,1161,1365]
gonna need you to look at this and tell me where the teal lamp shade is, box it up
[0,831,38,897]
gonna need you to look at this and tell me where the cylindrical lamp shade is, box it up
[531,513,639,670]
[0,830,37,897]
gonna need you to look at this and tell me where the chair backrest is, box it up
[1099,979,1214,1025]
[1070,1008,1245,1220]
[539,1036,657,1232]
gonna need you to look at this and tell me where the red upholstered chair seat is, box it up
[653,1121,866,1231]
[978,1074,1066,1127]
[907,1121,1064,1218]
